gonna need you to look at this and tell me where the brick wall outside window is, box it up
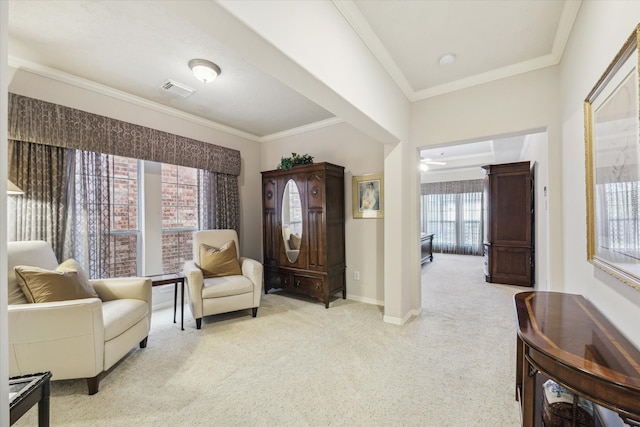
[162,231,193,273]
[108,156,139,277]
[162,164,199,273]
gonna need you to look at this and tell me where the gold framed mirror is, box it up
[585,24,640,290]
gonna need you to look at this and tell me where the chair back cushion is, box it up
[193,230,240,264]
[14,266,98,303]
[199,241,242,278]
[7,241,59,305]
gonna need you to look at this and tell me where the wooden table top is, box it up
[514,291,640,391]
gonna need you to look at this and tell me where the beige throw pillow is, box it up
[15,260,100,303]
[289,233,301,250]
[198,240,242,278]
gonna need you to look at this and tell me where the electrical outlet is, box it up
[353,271,360,280]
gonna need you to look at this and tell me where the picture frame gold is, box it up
[352,173,384,219]
[584,23,640,290]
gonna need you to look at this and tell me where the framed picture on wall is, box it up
[352,173,384,219]
[584,23,640,291]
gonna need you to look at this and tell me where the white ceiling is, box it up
[7,0,580,141]
[419,134,532,174]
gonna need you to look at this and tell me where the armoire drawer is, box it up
[292,275,324,296]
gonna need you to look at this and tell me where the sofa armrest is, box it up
[90,277,152,306]
[8,299,104,379]
[240,257,263,307]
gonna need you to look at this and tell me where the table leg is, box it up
[522,355,536,427]
[38,376,50,427]
[180,279,184,331]
[173,281,177,324]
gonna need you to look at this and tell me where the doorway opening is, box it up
[418,129,549,294]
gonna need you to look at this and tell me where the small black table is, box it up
[10,371,52,426]
[148,273,185,330]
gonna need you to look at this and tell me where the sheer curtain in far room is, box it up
[420,180,484,256]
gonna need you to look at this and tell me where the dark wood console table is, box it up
[514,291,640,427]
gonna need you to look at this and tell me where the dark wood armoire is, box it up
[482,161,534,287]
[261,162,346,307]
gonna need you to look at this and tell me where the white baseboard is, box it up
[345,294,383,306]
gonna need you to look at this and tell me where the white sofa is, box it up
[7,240,152,395]
[182,230,263,329]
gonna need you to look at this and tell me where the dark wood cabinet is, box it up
[482,161,534,286]
[261,162,346,307]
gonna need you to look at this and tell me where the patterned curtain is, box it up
[421,180,484,256]
[7,140,74,261]
[199,170,240,235]
[67,151,112,279]
[8,93,241,176]
[8,93,242,274]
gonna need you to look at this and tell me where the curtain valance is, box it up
[8,93,241,176]
[421,179,483,195]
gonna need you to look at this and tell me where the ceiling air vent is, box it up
[161,79,196,98]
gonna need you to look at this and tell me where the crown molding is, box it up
[332,0,414,99]
[336,0,582,102]
[552,0,582,61]
[260,117,344,143]
[411,53,559,100]
[8,57,262,143]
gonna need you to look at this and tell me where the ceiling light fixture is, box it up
[188,59,221,84]
[438,53,456,66]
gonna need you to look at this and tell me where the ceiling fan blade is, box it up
[420,159,447,165]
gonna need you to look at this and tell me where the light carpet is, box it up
[15,254,523,426]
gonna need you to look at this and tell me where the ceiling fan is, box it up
[419,157,446,172]
[420,158,447,165]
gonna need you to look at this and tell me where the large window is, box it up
[161,164,199,273]
[108,156,140,277]
[420,180,484,256]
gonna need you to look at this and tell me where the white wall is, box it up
[7,69,263,261]
[411,66,563,290]
[261,122,385,304]
[522,132,549,290]
[559,1,640,346]
[1,2,10,424]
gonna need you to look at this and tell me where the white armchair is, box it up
[182,230,263,329]
[7,240,152,395]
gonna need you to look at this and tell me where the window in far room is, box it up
[420,179,484,256]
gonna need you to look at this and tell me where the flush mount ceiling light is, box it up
[188,59,221,84]
[438,53,457,66]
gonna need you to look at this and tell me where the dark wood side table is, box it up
[148,273,185,330]
[514,291,640,426]
[10,371,52,426]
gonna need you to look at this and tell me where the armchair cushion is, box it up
[198,240,242,278]
[102,299,149,341]
[202,275,253,298]
[15,264,99,303]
